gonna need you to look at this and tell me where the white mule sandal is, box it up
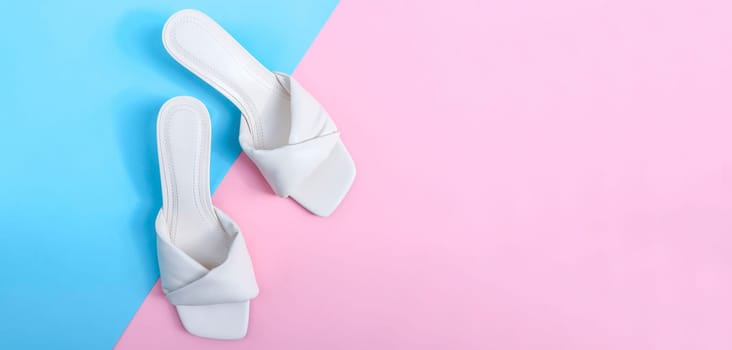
[156,96,259,340]
[162,9,356,217]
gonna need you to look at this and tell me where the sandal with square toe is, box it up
[156,96,259,339]
[162,9,356,217]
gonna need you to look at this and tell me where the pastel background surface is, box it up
[2,0,731,349]
[117,0,732,349]
[0,1,337,348]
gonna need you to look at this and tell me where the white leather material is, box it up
[163,9,356,217]
[240,74,339,197]
[156,96,258,339]
[176,302,251,340]
[156,209,259,306]
[275,74,337,145]
[242,133,340,198]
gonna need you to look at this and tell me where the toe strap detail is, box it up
[155,208,259,306]
[243,132,340,197]
[241,74,341,198]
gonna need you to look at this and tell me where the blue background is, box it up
[0,1,337,348]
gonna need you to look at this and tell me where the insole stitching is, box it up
[168,17,292,149]
[162,106,219,243]
[169,27,264,148]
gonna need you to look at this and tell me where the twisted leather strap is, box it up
[155,208,259,306]
[241,73,341,198]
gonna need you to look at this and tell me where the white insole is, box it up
[163,9,357,217]
[157,96,231,268]
[163,9,291,150]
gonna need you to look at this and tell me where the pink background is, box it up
[116,0,732,349]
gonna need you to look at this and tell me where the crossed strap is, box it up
[155,208,259,306]
[240,73,341,198]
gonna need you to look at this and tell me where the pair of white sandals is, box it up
[155,10,355,339]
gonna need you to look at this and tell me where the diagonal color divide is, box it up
[0,1,337,349]
[117,0,732,349]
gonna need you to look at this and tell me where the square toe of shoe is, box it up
[176,301,251,340]
[290,140,356,217]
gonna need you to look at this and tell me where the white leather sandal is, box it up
[162,9,356,217]
[156,96,259,340]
